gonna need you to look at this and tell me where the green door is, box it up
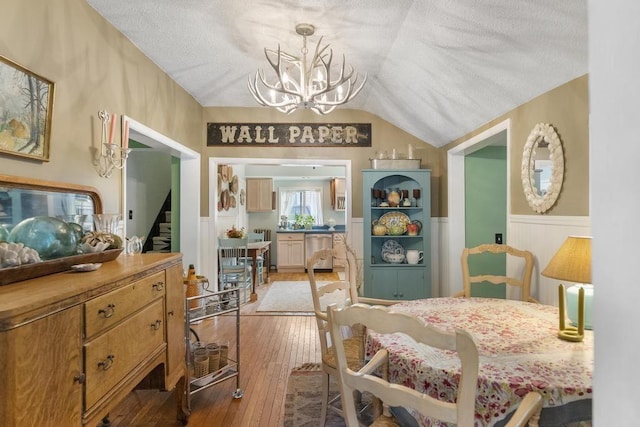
[464,145,507,298]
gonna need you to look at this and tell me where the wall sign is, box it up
[207,123,371,147]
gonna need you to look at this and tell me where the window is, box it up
[279,187,324,225]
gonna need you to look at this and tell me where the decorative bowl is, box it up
[387,225,405,236]
[385,253,405,263]
[79,241,110,253]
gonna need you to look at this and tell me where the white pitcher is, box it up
[406,250,423,265]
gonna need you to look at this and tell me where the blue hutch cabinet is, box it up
[362,169,431,300]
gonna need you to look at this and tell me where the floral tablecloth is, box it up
[366,297,593,426]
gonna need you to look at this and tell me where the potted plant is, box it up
[294,214,315,230]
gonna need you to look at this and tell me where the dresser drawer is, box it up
[84,299,165,408]
[84,271,165,338]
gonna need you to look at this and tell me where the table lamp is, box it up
[541,236,591,342]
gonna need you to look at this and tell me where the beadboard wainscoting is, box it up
[432,217,449,298]
[507,215,591,306]
[440,215,591,305]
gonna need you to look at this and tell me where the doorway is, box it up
[207,157,352,283]
[447,119,510,297]
[122,116,201,269]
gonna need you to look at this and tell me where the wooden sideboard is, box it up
[0,253,186,426]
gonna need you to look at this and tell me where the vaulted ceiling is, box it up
[86,0,587,147]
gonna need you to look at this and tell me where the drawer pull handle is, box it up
[151,319,162,330]
[168,310,175,316]
[74,373,86,384]
[98,355,115,371]
[98,304,116,318]
[152,281,165,291]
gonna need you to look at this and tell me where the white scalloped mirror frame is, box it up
[521,123,564,213]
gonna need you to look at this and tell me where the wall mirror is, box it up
[0,174,102,234]
[520,123,564,213]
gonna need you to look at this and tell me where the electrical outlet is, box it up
[495,233,503,244]
[128,210,133,220]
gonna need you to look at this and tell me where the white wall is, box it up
[507,215,591,304]
[126,150,172,240]
[590,0,640,423]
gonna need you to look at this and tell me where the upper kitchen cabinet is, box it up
[330,178,346,211]
[246,178,274,212]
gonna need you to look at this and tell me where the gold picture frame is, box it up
[0,55,54,161]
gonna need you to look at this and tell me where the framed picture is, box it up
[0,55,54,161]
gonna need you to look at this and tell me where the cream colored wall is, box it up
[443,75,589,217]
[202,107,442,218]
[0,0,202,213]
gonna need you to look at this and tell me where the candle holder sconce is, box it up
[95,110,131,178]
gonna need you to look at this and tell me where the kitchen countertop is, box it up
[276,227,346,234]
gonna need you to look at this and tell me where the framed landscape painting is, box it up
[0,55,54,161]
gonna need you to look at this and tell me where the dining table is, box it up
[366,297,593,426]
[247,240,271,302]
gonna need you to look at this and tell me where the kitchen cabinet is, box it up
[276,233,305,272]
[363,169,432,300]
[367,268,427,300]
[246,178,273,212]
[0,253,186,426]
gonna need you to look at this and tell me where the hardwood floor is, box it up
[106,271,338,426]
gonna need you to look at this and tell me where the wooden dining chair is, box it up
[252,228,272,273]
[307,248,366,425]
[240,232,265,285]
[332,239,400,307]
[455,243,538,303]
[307,246,398,425]
[327,303,543,426]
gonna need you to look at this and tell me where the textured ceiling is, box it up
[86,0,587,147]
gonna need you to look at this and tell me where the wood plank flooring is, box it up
[106,271,337,426]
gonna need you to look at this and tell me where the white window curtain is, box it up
[279,188,323,225]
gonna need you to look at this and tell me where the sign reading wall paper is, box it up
[207,123,371,147]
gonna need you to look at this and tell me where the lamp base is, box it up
[558,326,584,342]
[557,284,585,342]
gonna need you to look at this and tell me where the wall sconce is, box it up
[96,110,130,178]
[542,236,592,342]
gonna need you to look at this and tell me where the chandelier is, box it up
[248,23,367,115]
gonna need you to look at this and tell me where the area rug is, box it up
[283,363,349,427]
[283,363,398,427]
[256,281,348,313]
